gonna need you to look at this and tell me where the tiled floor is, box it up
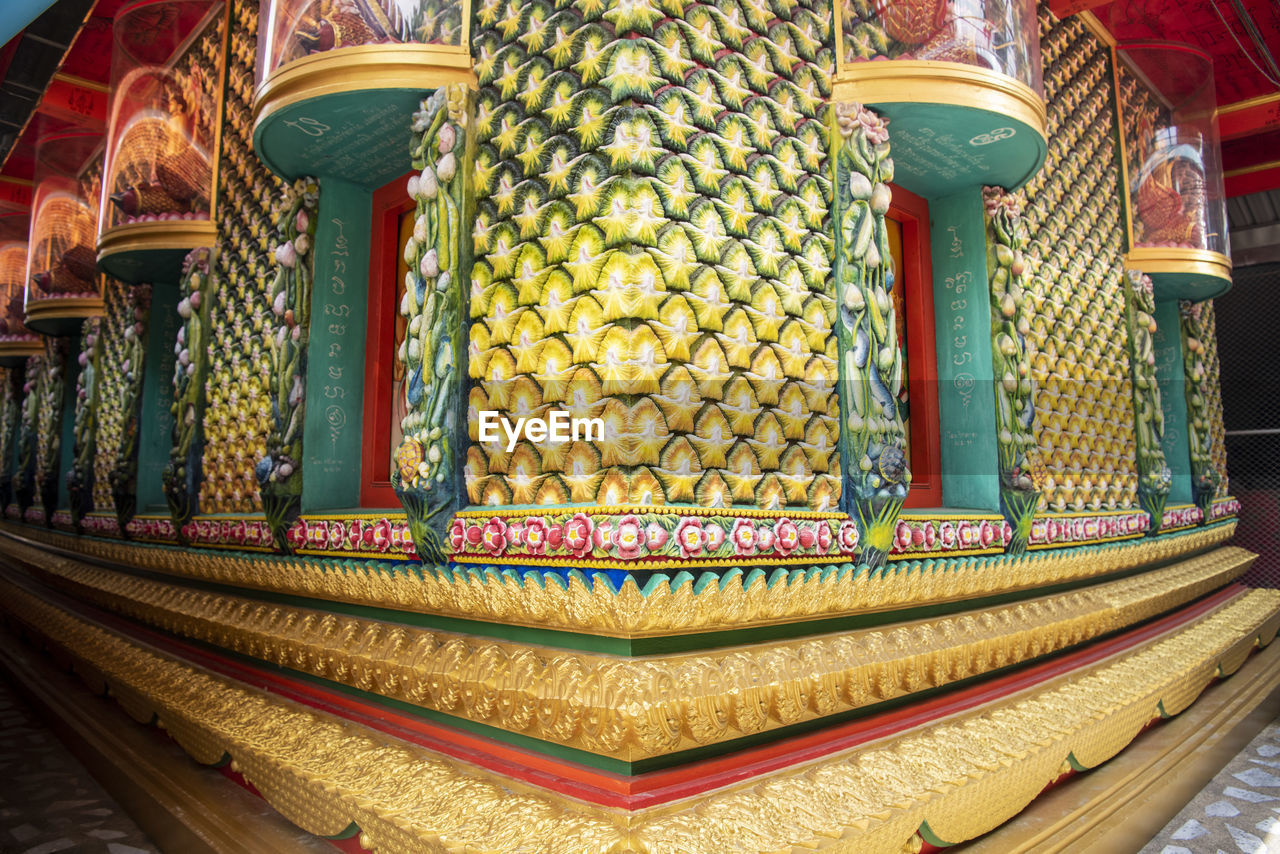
[1142,721,1280,854]
[0,678,158,854]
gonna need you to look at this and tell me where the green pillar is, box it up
[928,189,1000,511]
[137,286,179,513]
[1152,300,1192,506]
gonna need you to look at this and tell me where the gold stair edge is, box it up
[0,533,1259,761]
[0,574,1275,852]
[0,520,1238,637]
[0,632,332,854]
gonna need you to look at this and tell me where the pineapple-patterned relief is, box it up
[258,177,320,551]
[1180,299,1219,516]
[1201,300,1228,498]
[66,318,102,529]
[393,87,470,564]
[830,101,905,566]
[196,0,284,529]
[1018,11,1138,515]
[983,185,1041,552]
[464,0,840,548]
[1122,270,1170,532]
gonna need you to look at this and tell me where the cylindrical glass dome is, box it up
[1117,43,1227,257]
[99,0,223,280]
[838,0,1043,95]
[26,131,105,336]
[257,0,465,85]
[0,242,38,342]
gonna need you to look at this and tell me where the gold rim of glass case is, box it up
[97,219,217,261]
[252,44,476,131]
[1124,247,1233,281]
[831,61,1048,140]
[0,340,44,361]
[25,296,105,325]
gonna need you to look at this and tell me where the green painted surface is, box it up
[929,189,1000,511]
[872,102,1046,199]
[254,90,423,188]
[1152,300,1193,505]
[1149,269,1232,301]
[98,247,189,287]
[55,334,80,511]
[137,287,180,513]
[301,179,372,513]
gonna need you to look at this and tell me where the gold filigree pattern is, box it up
[0,577,1276,852]
[1,534,1257,760]
[0,521,1237,636]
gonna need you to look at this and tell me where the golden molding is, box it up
[97,219,217,260]
[4,534,1258,760]
[831,60,1048,139]
[24,296,105,325]
[253,44,475,133]
[0,522,1238,637]
[1124,247,1233,281]
[1,577,1276,852]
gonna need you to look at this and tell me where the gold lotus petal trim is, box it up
[0,522,1237,637]
[1,576,1277,853]
[3,534,1257,760]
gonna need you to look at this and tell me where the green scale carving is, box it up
[983,186,1040,552]
[1122,271,1170,532]
[66,318,102,529]
[829,101,907,567]
[1179,299,1219,517]
[393,86,472,564]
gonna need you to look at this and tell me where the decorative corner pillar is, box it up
[14,356,39,515]
[109,283,151,530]
[393,86,472,565]
[831,102,908,567]
[66,318,102,530]
[0,370,17,509]
[34,339,68,522]
[982,186,1041,553]
[1179,300,1219,518]
[162,248,213,543]
[256,178,321,552]
[1123,271,1170,533]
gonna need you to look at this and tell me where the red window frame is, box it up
[360,172,416,507]
[887,183,942,508]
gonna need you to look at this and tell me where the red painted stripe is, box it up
[10,570,1247,810]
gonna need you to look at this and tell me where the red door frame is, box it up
[888,183,942,508]
[360,172,416,508]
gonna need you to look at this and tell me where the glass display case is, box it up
[1116,42,1230,300]
[26,131,106,337]
[97,0,225,284]
[252,0,473,186]
[0,240,42,366]
[833,0,1046,196]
